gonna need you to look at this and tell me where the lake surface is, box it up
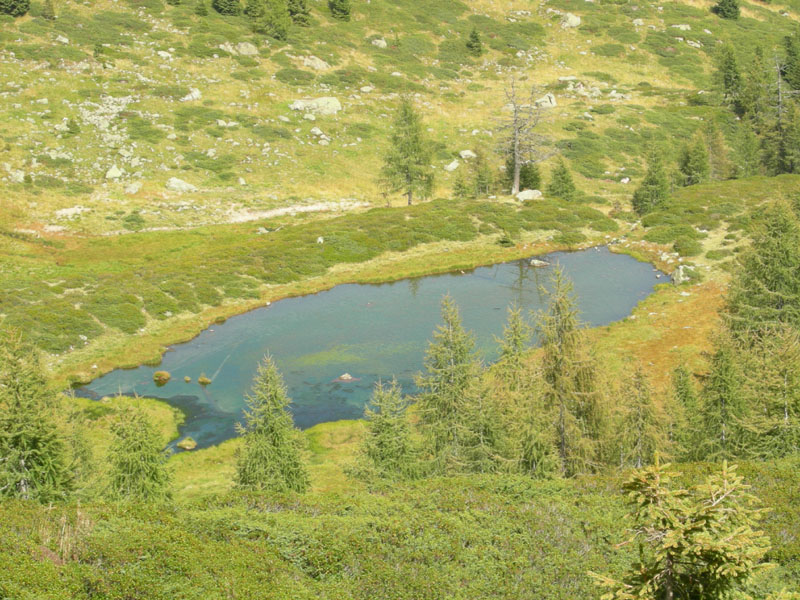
[80,247,665,449]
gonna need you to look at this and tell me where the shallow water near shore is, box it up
[79,247,666,449]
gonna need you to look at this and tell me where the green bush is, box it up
[275,67,315,85]
[673,236,703,256]
[0,0,30,16]
[212,0,239,14]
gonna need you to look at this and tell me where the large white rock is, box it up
[517,189,543,201]
[360,85,374,93]
[166,177,197,193]
[55,35,69,45]
[289,97,342,116]
[105,165,123,179]
[671,23,691,31]
[124,181,142,195]
[459,150,477,160]
[444,160,460,172]
[303,55,331,71]
[236,42,259,56]
[561,13,581,28]
[371,38,388,48]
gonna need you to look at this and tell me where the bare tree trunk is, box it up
[407,190,413,206]
[512,134,521,195]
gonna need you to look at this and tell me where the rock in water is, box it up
[177,437,197,450]
[530,259,550,268]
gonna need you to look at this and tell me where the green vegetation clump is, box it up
[153,371,171,385]
[0,0,29,16]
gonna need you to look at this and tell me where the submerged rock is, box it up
[530,259,550,268]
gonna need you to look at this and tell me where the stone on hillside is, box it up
[303,55,331,71]
[371,38,388,48]
[236,42,259,56]
[310,127,324,136]
[55,35,69,45]
[289,97,342,116]
[219,42,237,55]
[671,24,691,31]
[517,189,542,201]
[632,18,644,26]
[303,113,316,121]
[535,93,557,108]
[105,165,123,179]
[459,150,477,160]
[672,265,690,285]
[238,177,246,185]
[561,13,581,28]
[444,160,460,172]
[166,177,197,193]
[7,169,24,183]
[360,85,374,93]
[125,181,142,195]
[181,88,202,102]
[157,50,172,60]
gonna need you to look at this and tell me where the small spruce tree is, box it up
[616,364,665,469]
[253,0,291,40]
[495,304,533,390]
[356,379,417,479]
[466,27,483,56]
[107,408,171,502]
[632,149,669,215]
[235,355,309,493]
[452,171,470,200]
[212,0,240,15]
[328,0,349,21]
[506,155,541,192]
[0,0,29,17]
[41,0,55,20]
[678,135,711,186]
[0,330,72,502]
[287,0,310,25]
[713,0,740,19]
[546,159,578,201]
[195,0,208,15]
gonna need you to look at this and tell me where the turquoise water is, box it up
[80,247,665,449]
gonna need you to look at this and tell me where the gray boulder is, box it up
[289,97,342,116]
[166,177,197,193]
[561,13,581,28]
[236,42,259,56]
[517,189,542,201]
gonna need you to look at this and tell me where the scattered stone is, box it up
[561,13,581,28]
[125,181,142,195]
[672,265,690,285]
[55,35,69,45]
[530,259,550,267]
[535,93,557,108]
[157,50,172,60]
[444,160,460,172]
[303,55,331,70]
[317,236,324,244]
[166,177,197,193]
[517,189,543,201]
[620,177,631,184]
[459,150,477,160]
[360,85,374,93]
[671,23,691,31]
[180,88,202,102]
[105,165,123,180]
[303,113,317,121]
[236,42,259,56]
[371,38,388,48]
[632,18,644,26]
[289,97,342,116]
[238,177,247,186]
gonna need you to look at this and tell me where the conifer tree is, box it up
[235,355,309,493]
[546,159,578,201]
[703,120,731,180]
[212,0,239,15]
[785,29,800,90]
[670,365,700,460]
[537,268,606,476]
[252,0,291,40]
[327,0,349,21]
[107,408,171,502]
[452,171,470,200]
[632,149,669,215]
[466,27,482,57]
[698,338,747,461]
[41,0,55,20]
[470,148,494,198]
[356,379,417,479]
[732,119,762,178]
[495,304,533,390]
[287,0,309,25]
[505,155,541,192]
[0,0,29,17]
[244,0,264,19]
[380,98,434,205]
[0,331,72,502]
[713,0,740,19]
[715,43,742,111]
[739,47,771,125]
[195,0,208,14]
[678,135,711,186]
[617,365,665,469]
[416,296,482,471]
[725,199,800,339]
[593,459,771,599]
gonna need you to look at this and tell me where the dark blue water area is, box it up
[78,247,666,449]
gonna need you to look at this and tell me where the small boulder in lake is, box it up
[177,437,197,450]
[334,372,360,382]
[153,371,171,386]
[530,259,550,268]
[198,375,212,386]
[184,376,191,383]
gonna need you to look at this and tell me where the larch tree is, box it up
[617,364,665,469]
[415,295,482,472]
[328,0,349,21]
[287,0,310,25]
[497,76,554,196]
[380,97,434,206]
[235,355,309,493]
[547,159,578,201]
[107,408,171,502]
[713,0,740,19]
[495,304,533,390]
[0,330,72,502]
[715,43,742,112]
[678,134,711,186]
[537,268,606,477]
[670,365,700,460]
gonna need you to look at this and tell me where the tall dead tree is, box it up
[497,76,555,196]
